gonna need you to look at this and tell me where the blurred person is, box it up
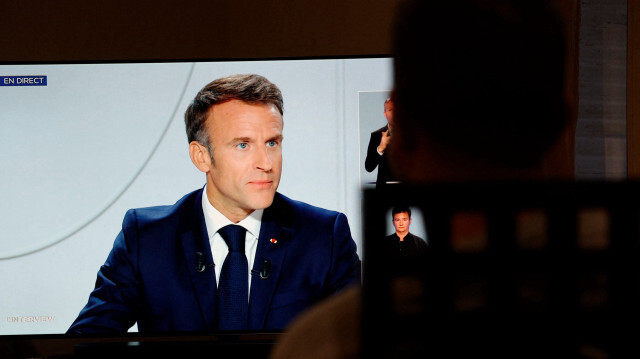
[364,98,398,186]
[270,0,570,358]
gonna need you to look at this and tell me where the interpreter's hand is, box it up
[378,128,392,153]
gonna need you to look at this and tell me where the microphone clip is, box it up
[251,259,271,279]
[196,252,214,273]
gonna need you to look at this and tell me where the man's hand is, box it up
[378,129,392,154]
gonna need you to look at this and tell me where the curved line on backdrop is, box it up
[0,62,197,260]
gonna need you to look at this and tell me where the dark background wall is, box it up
[0,0,403,62]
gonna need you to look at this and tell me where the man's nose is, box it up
[256,146,273,172]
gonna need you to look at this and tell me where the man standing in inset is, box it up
[365,98,397,187]
[385,205,427,256]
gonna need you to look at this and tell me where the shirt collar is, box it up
[201,184,263,239]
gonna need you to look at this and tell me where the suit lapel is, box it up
[179,188,218,330]
[248,194,292,329]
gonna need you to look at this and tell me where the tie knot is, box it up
[219,225,246,252]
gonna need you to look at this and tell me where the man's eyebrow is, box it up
[229,135,283,143]
[231,137,252,143]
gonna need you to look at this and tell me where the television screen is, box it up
[0,57,392,334]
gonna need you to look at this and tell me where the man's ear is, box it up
[189,141,211,173]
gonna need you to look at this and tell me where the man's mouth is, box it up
[249,180,273,189]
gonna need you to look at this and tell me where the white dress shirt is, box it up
[201,185,262,297]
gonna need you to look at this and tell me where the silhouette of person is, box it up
[270,1,570,358]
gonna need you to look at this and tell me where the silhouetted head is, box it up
[390,0,568,182]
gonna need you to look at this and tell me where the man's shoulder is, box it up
[371,125,388,135]
[408,232,425,240]
[408,232,427,245]
[273,192,340,219]
[270,193,345,229]
[123,188,202,225]
[270,194,355,250]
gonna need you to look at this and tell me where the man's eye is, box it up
[237,143,248,149]
[267,140,277,147]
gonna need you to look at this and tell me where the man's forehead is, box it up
[394,212,410,218]
[206,101,283,126]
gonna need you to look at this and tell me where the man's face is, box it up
[384,101,394,127]
[205,99,283,221]
[393,211,411,235]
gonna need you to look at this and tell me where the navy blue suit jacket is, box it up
[68,189,361,333]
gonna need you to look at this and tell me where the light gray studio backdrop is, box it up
[0,58,392,334]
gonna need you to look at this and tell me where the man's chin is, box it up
[249,192,276,210]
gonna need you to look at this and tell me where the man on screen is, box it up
[364,98,397,187]
[68,74,361,333]
[385,205,427,256]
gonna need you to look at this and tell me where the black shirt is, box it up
[385,232,428,256]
